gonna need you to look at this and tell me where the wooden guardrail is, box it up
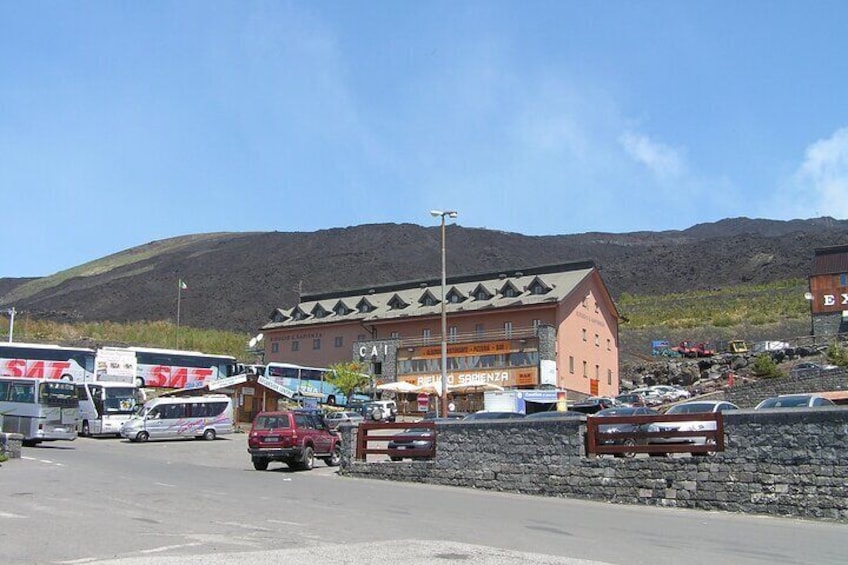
[355,421,437,461]
[585,412,724,457]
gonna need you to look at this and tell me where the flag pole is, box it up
[176,279,182,349]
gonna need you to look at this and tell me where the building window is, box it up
[271,342,279,354]
[504,321,513,338]
[582,361,587,378]
[390,331,400,339]
[313,338,321,350]
[582,328,587,342]
[582,296,588,308]
[373,362,382,375]
[423,328,431,342]
[334,336,344,348]
[607,369,612,385]
[449,326,458,343]
[595,333,599,347]
[291,341,299,352]
[595,364,600,379]
[475,324,484,336]
[569,356,574,374]
[841,273,848,286]
[595,302,599,313]
[357,334,366,342]
[606,338,611,351]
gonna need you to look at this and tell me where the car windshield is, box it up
[761,396,812,408]
[666,403,717,414]
[103,387,138,413]
[254,415,290,429]
[595,408,638,417]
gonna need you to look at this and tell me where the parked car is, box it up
[649,385,691,402]
[646,400,739,455]
[614,393,646,407]
[570,396,617,414]
[324,410,365,429]
[525,410,585,420]
[462,411,526,421]
[789,362,839,378]
[630,387,664,406]
[362,400,398,422]
[421,411,467,420]
[247,410,341,471]
[387,418,447,461]
[755,394,836,409]
[592,406,659,457]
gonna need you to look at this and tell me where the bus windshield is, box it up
[39,382,78,406]
[102,387,138,414]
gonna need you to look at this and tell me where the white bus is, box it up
[0,342,96,382]
[0,376,79,445]
[118,347,242,389]
[76,381,140,437]
[120,394,233,442]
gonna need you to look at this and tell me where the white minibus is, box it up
[76,381,140,437]
[120,394,233,442]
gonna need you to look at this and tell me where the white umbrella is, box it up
[376,381,419,393]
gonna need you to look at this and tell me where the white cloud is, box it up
[794,127,848,217]
[619,131,686,179]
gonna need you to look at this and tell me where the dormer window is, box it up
[311,304,329,319]
[419,290,439,307]
[387,294,409,310]
[527,276,552,296]
[500,282,520,298]
[446,287,466,304]
[271,309,289,323]
[471,284,493,301]
[333,301,352,316]
[291,307,308,321]
[356,298,375,314]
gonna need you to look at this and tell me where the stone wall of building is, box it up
[354,339,400,382]
[0,433,23,459]
[812,312,848,337]
[339,410,848,522]
[725,369,848,408]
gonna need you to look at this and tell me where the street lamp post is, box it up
[430,209,457,418]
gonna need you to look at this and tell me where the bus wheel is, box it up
[135,377,145,388]
[81,421,90,437]
[326,395,336,406]
[136,431,149,442]
[202,429,216,441]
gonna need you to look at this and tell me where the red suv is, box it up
[247,410,341,471]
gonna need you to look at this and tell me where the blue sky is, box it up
[2,2,848,278]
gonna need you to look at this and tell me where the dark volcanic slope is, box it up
[1,218,847,333]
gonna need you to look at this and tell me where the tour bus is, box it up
[120,347,242,389]
[265,362,368,407]
[0,376,79,445]
[0,342,96,382]
[119,394,233,442]
[76,381,141,437]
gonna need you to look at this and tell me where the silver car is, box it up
[646,400,738,452]
[755,394,836,409]
[324,410,365,429]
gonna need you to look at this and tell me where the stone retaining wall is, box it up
[339,409,848,522]
[0,433,23,460]
[725,369,848,408]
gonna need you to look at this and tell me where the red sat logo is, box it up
[0,359,72,379]
[146,366,214,388]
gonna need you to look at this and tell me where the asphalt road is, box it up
[1,432,844,565]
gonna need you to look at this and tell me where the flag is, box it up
[179,279,187,290]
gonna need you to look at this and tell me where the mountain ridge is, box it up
[2,217,847,333]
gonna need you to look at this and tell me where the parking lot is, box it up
[2,431,846,564]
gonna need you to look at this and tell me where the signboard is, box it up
[94,347,137,383]
[416,341,511,359]
[399,366,539,389]
[540,359,557,386]
[208,374,248,391]
[417,393,430,412]
[257,376,297,399]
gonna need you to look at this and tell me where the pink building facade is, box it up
[261,261,620,399]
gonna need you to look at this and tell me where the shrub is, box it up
[826,342,848,367]
[751,353,783,378]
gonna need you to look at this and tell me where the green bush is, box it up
[751,353,783,378]
[826,343,848,367]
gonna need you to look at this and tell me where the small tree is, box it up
[324,361,371,405]
[751,353,783,378]
[825,342,848,367]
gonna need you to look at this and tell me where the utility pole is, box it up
[7,307,15,343]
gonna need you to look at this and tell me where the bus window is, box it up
[0,381,8,401]
[11,382,35,403]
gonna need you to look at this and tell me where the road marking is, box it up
[139,542,203,554]
[155,482,176,488]
[267,519,305,527]
[21,456,63,467]
[56,558,98,564]
[0,511,25,519]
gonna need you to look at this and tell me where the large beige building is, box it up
[260,261,621,400]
